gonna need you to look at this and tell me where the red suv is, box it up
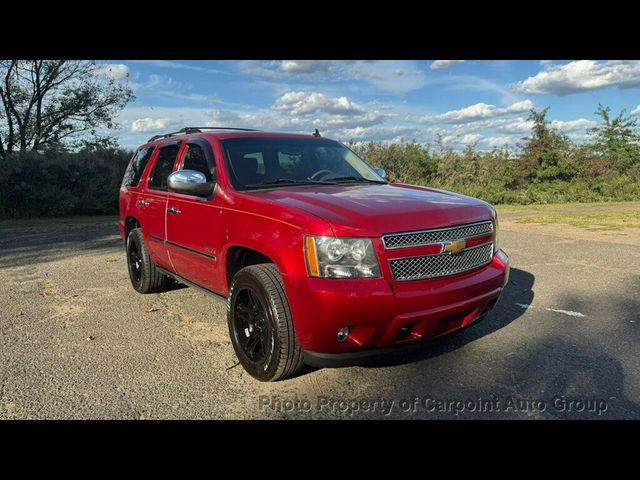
[119,127,509,381]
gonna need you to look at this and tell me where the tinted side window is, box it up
[149,144,180,190]
[122,147,155,187]
[183,144,213,182]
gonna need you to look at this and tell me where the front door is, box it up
[166,140,222,292]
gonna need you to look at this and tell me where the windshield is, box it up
[220,137,386,190]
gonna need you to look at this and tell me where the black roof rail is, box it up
[147,126,260,143]
[181,126,260,132]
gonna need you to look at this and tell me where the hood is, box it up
[247,183,494,237]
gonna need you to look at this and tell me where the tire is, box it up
[126,228,167,294]
[227,264,303,381]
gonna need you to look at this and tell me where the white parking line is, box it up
[545,308,586,318]
[514,303,587,318]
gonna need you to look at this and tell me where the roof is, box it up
[141,127,327,148]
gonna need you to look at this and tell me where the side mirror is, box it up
[168,170,215,197]
[374,168,387,179]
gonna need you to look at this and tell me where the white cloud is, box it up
[506,99,534,113]
[430,60,465,70]
[347,60,427,94]
[132,74,221,105]
[269,92,385,132]
[437,133,484,148]
[321,112,384,129]
[424,103,495,123]
[631,105,640,115]
[116,106,217,139]
[336,125,420,141]
[496,118,534,133]
[461,133,482,144]
[273,91,365,116]
[117,96,388,147]
[484,136,513,148]
[134,74,186,92]
[550,118,595,132]
[96,63,130,82]
[131,118,173,133]
[440,74,521,105]
[514,60,640,95]
[281,60,331,74]
[206,110,244,126]
[242,60,426,95]
[422,99,534,124]
[130,60,230,75]
[240,61,284,79]
[161,91,221,104]
[495,117,595,135]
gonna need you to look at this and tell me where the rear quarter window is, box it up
[122,146,155,187]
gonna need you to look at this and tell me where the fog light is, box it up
[337,327,350,343]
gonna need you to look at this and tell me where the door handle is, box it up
[167,207,181,215]
[137,200,150,207]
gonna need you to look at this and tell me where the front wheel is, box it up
[227,264,303,381]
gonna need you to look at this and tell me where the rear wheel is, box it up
[227,264,303,381]
[126,228,167,294]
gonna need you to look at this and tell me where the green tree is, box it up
[519,107,575,182]
[349,140,436,183]
[587,104,640,172]
[0,60,133,159]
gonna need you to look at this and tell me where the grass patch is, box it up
[497,202,640,231]
[0,215,118,232]
[496,201,640,212]
[514,211,640,231]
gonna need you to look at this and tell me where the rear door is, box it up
[166,139,223,291]
[119,145,156,239]
[142,142,183,270]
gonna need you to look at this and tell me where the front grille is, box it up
[390,243,494,281]
[382,221,493,249]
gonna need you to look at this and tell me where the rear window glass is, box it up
[122,147,155,187]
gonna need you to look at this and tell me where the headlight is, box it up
[304,236,381,279]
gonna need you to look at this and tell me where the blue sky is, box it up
[98,60,640,150]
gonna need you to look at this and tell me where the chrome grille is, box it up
[390,243,494,281]
[382,221,493,249]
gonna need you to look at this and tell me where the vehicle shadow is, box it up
[0,223,121,269]
[314,267,535,370]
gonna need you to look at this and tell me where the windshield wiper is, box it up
[329,176,387,184]
[245,178,337,189]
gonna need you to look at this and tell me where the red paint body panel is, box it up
[119,131,509,356]
[166,192,223,291]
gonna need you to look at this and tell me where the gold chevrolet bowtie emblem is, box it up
[442,239,466,255]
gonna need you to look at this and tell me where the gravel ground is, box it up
[1,217,638,419]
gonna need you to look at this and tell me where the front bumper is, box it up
[283,249,510,358]
[304,311,491,368]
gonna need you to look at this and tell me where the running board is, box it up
[157,267,227,303]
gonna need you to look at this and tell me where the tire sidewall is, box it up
[126,229,147,293]
[228,272,281,381]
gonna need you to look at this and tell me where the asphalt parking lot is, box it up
[1,214,639,419]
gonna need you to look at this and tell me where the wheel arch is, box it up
[124,216,141,240]
[225,245,282,292]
